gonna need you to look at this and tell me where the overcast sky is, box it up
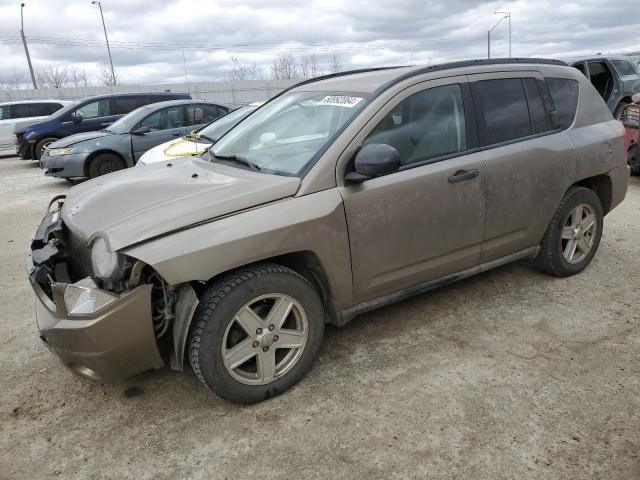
[0,0,639,86]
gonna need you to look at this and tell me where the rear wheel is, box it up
[34,137,58,160]
[629,144,640,175]
[88,153,125,178]
[533,187,603,277]
[189,263,325,404]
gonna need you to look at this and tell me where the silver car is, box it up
[41,100,228,178]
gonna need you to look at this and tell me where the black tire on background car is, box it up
[189,263,325,404]
[533,187,604,277]
[34,137,58,160]
[88,153,126,178]
[628,144,640,175]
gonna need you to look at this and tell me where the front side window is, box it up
[211,92,368,176]
[472,78,532,145]
[363,84,467,166]
[138,106,185,131]
[611,60,637,77]
[74,99,110,119]
[545,78,579,130]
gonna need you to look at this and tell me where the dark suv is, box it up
[17,92,190,160]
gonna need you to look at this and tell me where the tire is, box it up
[189,263,325,404]
[533,187,604,277]
[629,144,640,175]
[34,137,58,160]
[88,153,126,178]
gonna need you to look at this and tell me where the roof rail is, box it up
[373,57,568,94]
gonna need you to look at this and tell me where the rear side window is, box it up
[113,97,140,115]
[11,104,33,119]
[472,78,532,145]
[187,104,225,125]
[30,103,60,116]
[545,78,579,130]
[611,60,637,76]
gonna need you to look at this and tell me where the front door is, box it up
[339,79,487,303]
[131,105,188,160]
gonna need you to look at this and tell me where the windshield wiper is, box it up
[196,133,216,143]
[210,152,261,172]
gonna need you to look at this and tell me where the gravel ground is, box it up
[1,155,639,480]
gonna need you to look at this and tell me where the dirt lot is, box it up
[1,155,639,480]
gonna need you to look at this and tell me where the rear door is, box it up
[469,72,576,263]
[340,77,487,303]
[130,105,188,160]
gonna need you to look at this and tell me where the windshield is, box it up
[105,106,152,134]
[211,92,368,176]
[196,105,258,141]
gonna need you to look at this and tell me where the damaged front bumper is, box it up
[27,205,164,381]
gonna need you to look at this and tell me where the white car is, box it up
[0,100,73,156]
[138,102,263,165]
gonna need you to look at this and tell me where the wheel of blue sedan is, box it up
[188,263,325,404]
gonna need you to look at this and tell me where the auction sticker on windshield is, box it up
[318,95,364,108]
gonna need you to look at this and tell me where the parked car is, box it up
[17,92,190,160]
[27,59,629,404]
[138,102,263,165]
[621,102,640,174]
[41,100,228,179]
[570,55,640,117]
[0,99,73,155]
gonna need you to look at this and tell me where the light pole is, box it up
[487,11,511,59]
[20,3,37,89]
[91,1,116,85]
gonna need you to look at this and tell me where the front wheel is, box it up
[533,187,604,277]
[189,263,325,404]
[34,137,58,160]
[88,153,125,178]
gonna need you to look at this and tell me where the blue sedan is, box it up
[41,100,227,179]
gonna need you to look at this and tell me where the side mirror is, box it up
[71,113,82,124]
[132,126,151,135]
[345,143,401,184]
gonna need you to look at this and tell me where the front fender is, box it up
[122,189,353,311]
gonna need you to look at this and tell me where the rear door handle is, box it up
[448,169,479,183]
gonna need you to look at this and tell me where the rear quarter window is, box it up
[545,78,579,130]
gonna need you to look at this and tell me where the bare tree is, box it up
[0,68,25,90]
[223,56,262,81]
[270,54,299,80]
[99,63,117,86]
[299,54,322,79]
[37,66,69,88]
[69,68,88,88]
[329,54,343,73]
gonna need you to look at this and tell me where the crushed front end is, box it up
[26,197,166,381]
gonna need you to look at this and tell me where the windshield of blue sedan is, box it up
[211,92,368,175]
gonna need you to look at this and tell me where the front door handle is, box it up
[172,132,181,136]
[448,169,479,183]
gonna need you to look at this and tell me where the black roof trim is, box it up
[372,57,569,95]
[287,66,406,90]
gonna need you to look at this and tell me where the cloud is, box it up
[0,0,638,86]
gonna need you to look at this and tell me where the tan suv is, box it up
[27,59,629,404]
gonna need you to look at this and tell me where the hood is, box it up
[139,137,209,165]
[61,157,300,251]
[51,130,114,148]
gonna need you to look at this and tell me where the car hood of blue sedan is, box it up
[49,130,116,149]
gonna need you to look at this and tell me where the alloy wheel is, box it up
[561,203,597,264]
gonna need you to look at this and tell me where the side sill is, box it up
[337,246,540,326]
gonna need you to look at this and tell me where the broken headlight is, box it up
[90,237,129,281]
[64,281,118,316]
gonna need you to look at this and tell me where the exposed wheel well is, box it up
[201,251,339,324]
[84,150,126,177]
[571,174,612,215]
